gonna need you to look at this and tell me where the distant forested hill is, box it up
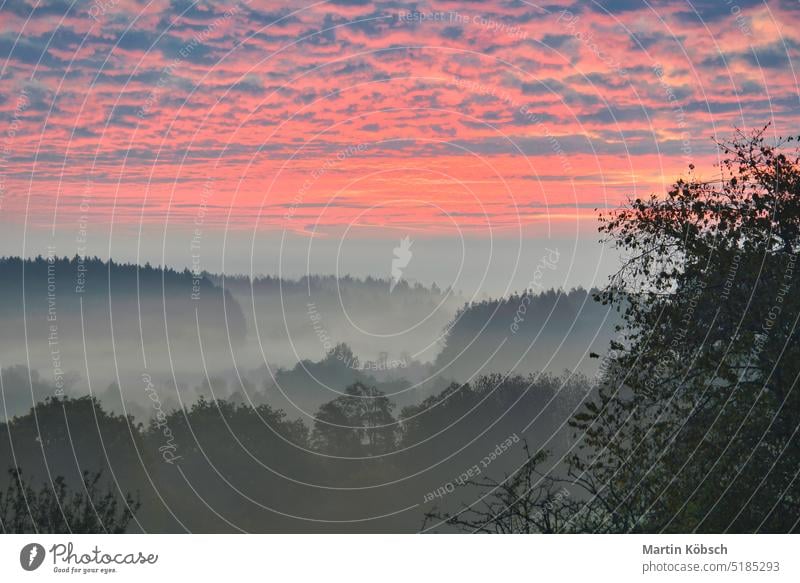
[0,255,246,345]
[0,256,246,416]
[435,288,620,380]
[0,256,618,421]
[216,273,464,366]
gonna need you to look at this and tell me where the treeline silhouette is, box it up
[0,255,246,344]
[436,287,620,380]
[0,255,247,399]
[250,343,448,415]
[217,272,463,367]
[0,370,588,533]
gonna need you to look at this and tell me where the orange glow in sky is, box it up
[1,0,798,240]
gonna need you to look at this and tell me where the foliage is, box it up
[424,442,574,533]
[311,382,396,456]
[567,127,800,533]
[0,467,139,533]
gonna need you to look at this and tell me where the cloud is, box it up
[1,0,797,233]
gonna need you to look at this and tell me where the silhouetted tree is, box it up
[424,442,573,533]
[312,382,396,456]
[0,467,140,533]
[568,127,800,532]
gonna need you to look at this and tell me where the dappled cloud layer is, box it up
[2,0,798,236]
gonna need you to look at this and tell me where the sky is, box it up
[1,0,799,292]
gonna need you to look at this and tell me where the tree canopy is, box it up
[567,127,800,533]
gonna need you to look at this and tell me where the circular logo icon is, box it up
[19,543,46,571]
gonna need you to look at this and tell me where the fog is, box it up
[0,254,614,532]
[0,254,616,423]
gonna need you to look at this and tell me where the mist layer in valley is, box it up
[0,256,618,422]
